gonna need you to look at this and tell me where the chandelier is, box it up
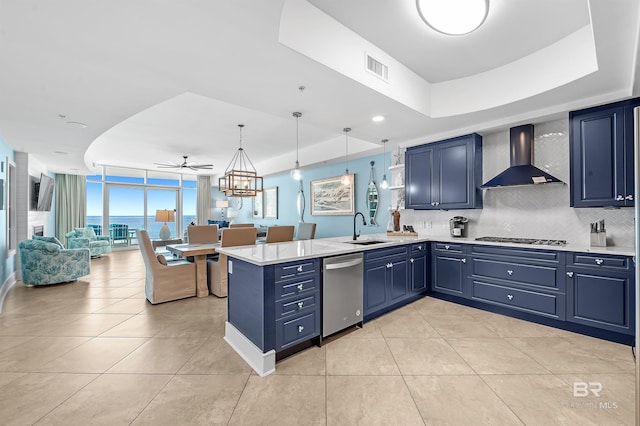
[218,124,263,197]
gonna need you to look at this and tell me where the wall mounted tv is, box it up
[34,173,54,211]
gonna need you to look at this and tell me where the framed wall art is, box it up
[310,174,354,216]
[263,187,278,219]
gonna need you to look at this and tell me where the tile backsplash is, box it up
[401,118,635,248]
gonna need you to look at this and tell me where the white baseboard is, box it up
[0,272,17,314]
[224,321,275,376]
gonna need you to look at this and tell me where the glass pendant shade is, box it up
[416,0,489,35]
[290,112,304,181]
[380,138,389,189]
[341,127,351,186]
[218,124,263,197]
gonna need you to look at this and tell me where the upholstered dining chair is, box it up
[187,224,219,243]
[137,229,197,304]
[265,225,295,243]
[207,226,257,297]
[296,223,316,240]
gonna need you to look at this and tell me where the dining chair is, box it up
[207,227,257,297]
[137,229,197,304]
[296,223,316,240]
[187,224,219,243]
[229,223,254,228]
[265,225,295,243]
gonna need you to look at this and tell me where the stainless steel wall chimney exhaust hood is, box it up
[481,124,563,189]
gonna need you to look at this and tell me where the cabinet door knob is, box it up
[297,265,303,272]
[566,271,574,278]
[444,245,450,250]
[507,294,514,300]
[616,195,624,201]
[298,325,304,333]
[626,195,634,201]
[386,263,392,268]
[418,245,422,250]
[507,270,513,276]
[461,258,466,264]
[435,202,440,206]
[410,258,414,263]
[297,284,304,291]
[431,202,436,206]
[595,258,604,265]
[297,301,304,309]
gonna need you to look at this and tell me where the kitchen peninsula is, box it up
[217,235,635,376]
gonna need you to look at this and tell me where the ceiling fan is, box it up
[155,155,213,171]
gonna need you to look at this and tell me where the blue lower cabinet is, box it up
[409,243,428,293]
[471,279,565,319]
[364,245,427,320]
[276,310,319,350]
[227,257,321,353]
[566,266,635,335]
[431,254,467,296]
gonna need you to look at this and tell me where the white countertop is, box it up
[215,233,635,266]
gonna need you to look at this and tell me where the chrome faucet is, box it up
[353,212,367,240]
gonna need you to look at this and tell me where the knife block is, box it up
[590,231,607,247]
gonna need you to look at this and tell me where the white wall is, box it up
[401,118,634,248]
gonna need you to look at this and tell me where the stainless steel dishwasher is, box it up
[322,253,364,338]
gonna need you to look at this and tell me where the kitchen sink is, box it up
[345,240,388,245]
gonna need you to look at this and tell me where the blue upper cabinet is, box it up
[570,98,640,207]
[405,133,483,210]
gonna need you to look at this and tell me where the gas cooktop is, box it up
[475,236,567,246]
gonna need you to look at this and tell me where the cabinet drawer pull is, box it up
[566,271,574,278]
[434,201,440,206]
[386,262,393,268]
[507,294,514,301]
[626,194,634,201]
[507,270,513,276]
[595,258,604,265]
[298,325,304,333]
[431,202,436,206]
[297,284,304,291]
[410,258,414,263]
[418,245,422,250]
[616,194,624,201]
[297,265,303,272]
[444,245,450,250]
[460,258,466,264]
[297,301,304,309]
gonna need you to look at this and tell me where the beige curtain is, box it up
[55,174,86,245]
[196,175,212,225]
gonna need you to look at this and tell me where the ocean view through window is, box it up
[87,167,198,242]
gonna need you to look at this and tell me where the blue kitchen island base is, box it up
[224,321,275,376]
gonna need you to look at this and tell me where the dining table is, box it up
[165,243,220,297]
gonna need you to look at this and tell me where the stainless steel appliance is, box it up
[475,236,567,246]
[322,253,363,337]
[449,216,468,237]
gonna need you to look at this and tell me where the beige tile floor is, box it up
[0,249,636,425]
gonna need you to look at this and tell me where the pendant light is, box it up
[290,112,303,180]
[218,124,263,197]
[380,139,389,189]
[341,127,351,186]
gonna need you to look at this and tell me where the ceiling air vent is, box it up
[366,54,388,81]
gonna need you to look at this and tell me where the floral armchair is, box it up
[66,227,112,257]
[19,236,90,285]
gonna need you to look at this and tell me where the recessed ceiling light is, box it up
[66,121,88,128]
[372,115,385,122]
[416,0,489,36]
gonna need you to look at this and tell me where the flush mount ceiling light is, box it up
[372,115,385,122]
[290,112,303,181]
[218,124,263,197]
[416,0,489,35]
